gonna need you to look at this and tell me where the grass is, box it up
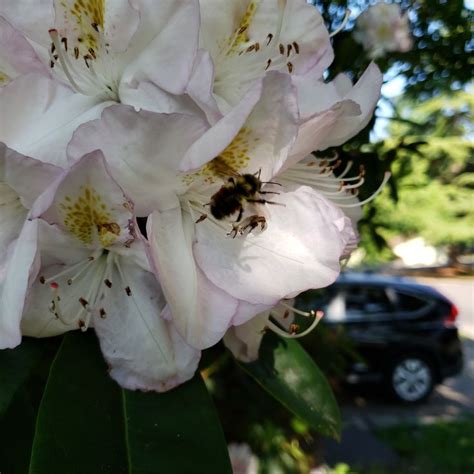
[375,417,474,473]
[326,417,474,474]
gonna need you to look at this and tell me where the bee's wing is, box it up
[207,157,240,179]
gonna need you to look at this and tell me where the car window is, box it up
[325,285,395,321]
[396,291,429,312]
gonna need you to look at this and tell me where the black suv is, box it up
[298,272,463,403]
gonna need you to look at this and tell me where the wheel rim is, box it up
[392,358,432,402]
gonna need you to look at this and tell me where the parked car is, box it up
[297,272,463,403]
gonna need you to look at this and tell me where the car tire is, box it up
[388,355,435,404]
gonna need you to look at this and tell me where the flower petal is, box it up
[32,150,135,250]
[94,252,200,392]
[148,207,239,349]
[0,16,49,85]
[0,220,39,348]
[123,0,200,94]
[0,1,54,47]
[194,186,355,308]
[67,105,209,215]
[0,74,111,166]
[223,311,270,363]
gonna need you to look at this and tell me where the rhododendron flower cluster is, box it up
[354,2,413,59]
[0,0,383,392]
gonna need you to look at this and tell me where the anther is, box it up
[238,25,247,35]
[74,47,80,59]
[265,58,272,70]
[287,44,292,57]
[99,308,107,319]
[287,62,293,73]
[91,22,99,32]
[195,214,208,224]
[279,44,285,55]
[292,41,300,54]
[79,297,89,308]
[39,276,46,284]
[266,33,273,45]
[125,286,132,296]
[104,279,112,288]
[61,37,68,51]
[78,319,87,331]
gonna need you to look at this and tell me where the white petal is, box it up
[223,312,270,363]
[123,0,200,94]
[148,208,239,349]
[0,74,110,166]
[194,186,355,306]
[0,220,39,348]
[0,1,54,47]
[94,254,200,392]
[288,100,361,167]
[180,78,263,172]
[21,221,99,338]
[67,105,209,215]
[186,49,222,124]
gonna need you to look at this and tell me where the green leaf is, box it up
[30,331,232,473]
[238,332,341,440]
[0,338,45,417]
[0,387,36,474]
[29,332,128,474]
[123,373,232,474]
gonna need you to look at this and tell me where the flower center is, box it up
[0,70,11,86]
[59,185,122,247]
[213,2,300,105]
[48,21,119,100]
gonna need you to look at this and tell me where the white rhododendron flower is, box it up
[354,2,413,59]
[0,0,387,392]
[20,152,199,391]
[191,0,334,116]
[67,72,358,351]
[0,0,200,165]
[0,143,62,348]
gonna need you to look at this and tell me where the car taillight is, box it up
[444,304,459,326]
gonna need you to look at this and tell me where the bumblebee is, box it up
[196,159,279,236]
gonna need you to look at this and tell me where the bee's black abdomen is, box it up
[210,187,242,220]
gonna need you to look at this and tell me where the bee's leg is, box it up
[227,224,240,239]
[261,180,281,186]
[235,206,244,222]
[241,215,267,233]
[259,190,280,195]
[195,214,208,224]
[248,198,280,205]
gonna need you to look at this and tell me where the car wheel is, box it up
[389,356,435,403]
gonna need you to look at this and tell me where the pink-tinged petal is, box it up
[0,74,111,166]
[94,254,200,392]
[0,220,39,349]
[180,78,263,172]
[0,1,54,47]
[148,208,239,349]
[32,150,134,250]
[194,186,355,306]
[67,105,209,215]
[0,16,49,85]
[186,49,222,124]
[123,0,200,94]
[0,143,62,208]
[231,299,272,326]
